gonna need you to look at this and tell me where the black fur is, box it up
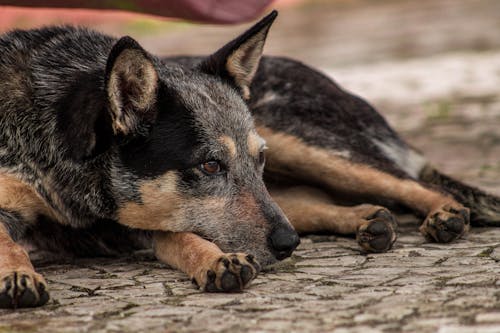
[117,87,200,179]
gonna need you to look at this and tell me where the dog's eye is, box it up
[200,160,221,175]
[259,151,266,165]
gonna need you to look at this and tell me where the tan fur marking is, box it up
[270,185,384,234]
[258,126,457,215]
[0,173,58,223]
[108,49,158,134]
[247,132,263,157]
[154,231,223,280]
[117,171,183,230]
[219,135,237,159]
[0,223,33,271]
[226,29,266,100]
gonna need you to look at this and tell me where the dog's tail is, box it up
[420,165,500,226]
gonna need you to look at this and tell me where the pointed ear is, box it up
[199,10,277,100]
[105,36,159,135]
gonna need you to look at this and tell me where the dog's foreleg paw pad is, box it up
[357,208,398,253]
[0,271,49,308]
[197,253,260,293]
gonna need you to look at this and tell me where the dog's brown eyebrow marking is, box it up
[247,132,264,157]
[219,135,237,159]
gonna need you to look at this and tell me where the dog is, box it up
[0,11,498,308]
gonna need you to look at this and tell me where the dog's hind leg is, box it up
[153,232,261,292]
[269,185,397,252]
[260,127,470,243]
[420,165,500,226]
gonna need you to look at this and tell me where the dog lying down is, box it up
[0,11,498,308]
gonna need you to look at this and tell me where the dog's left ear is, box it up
[105,36,159,136]
[200,10,277,100]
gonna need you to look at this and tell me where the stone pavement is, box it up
[1,217,499,333]
[1,1,500,332]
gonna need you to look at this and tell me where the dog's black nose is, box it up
[269,228,300,260]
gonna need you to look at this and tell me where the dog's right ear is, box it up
[199,10,277,100]
[105,36,159,136]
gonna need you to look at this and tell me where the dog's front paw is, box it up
[0,270,49,308]
[357,208,398,253]
[193,253,260,292]
[420,204,470,243]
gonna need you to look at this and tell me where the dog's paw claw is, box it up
[196,253,260,293]
[420,204,470,243]
[357,208,398,253]
[0,270,49,308]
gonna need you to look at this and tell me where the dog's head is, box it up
[102,11,298,266]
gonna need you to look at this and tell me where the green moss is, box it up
[424,100,452,122]
[477,247,494,257]
[160,296,184,306]
[434,276,453,287]
[94,303,139,319]
[0,325,38,333]
[262,256,298,273]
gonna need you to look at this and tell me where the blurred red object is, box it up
[0,0,275,24]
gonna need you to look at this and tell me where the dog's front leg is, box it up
[153,232,260,292]
[0,223,49,308]
[0,174,53,308]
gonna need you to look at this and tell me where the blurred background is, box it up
[1,0,500,192]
